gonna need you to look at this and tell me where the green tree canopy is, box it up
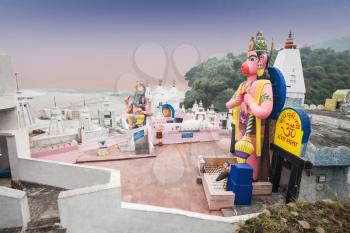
[183,54,244,111]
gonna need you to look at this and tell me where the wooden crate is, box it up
[252,182,273,196]
[199,156,237,175]
[203,165,224,174]
[202,173,235,210]
[203,156,237,167]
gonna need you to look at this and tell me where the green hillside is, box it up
[301,47,350,104]
[311,36,350,52]
[182,48,350,111]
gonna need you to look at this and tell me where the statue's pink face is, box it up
[241,51,268,77]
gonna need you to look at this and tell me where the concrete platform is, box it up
[302,110,350,166]
[307,110,350,148]
[310,123,350,148]
[83,138,232,216]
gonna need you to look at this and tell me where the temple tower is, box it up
[145,80,151,99]
[79,97,93,131]
[17,93,35,127]
[170,80,177,95]
[13,73,37,128]
[273,32,306,107]
[207,104,217,125]
[48,98,64,135]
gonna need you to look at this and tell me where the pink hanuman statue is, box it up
[226,31,273,181]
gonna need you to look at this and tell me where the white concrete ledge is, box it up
[17,158,113,189]
[122,202,260,223]
[58,183,116,199]
[0,130,16,137]
[0,95,17,110]
[0,186,25,199]
[58,170,120,199]
[0,187,30,229]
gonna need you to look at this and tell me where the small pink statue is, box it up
[226,31,273,180]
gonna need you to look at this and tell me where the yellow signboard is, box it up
[274,109,304,156]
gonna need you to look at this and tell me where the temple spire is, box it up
[284,31,295,49]
[14,72,20,93]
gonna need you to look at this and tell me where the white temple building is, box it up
[79,98,107,141]
[152,80,185,111]
[274,32,306,107]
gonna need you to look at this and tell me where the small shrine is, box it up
[194,101,206,121]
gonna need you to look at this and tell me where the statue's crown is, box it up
[248,31,268,53]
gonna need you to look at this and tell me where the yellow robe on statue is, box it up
[232,79,271,158]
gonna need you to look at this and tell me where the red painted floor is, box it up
[84,137,231,216]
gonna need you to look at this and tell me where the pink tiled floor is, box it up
[84,137,231,216]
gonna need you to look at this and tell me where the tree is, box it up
[182,53,245,111]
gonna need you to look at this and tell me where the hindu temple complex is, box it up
[1,31,350,233]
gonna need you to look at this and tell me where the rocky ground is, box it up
[221,193,285,217]
[238,198,350,233]
[0,180,66,233]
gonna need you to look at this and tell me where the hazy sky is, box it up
[0,0,349,91]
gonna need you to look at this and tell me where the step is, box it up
[25,227,66,233]
[27,217,60,228]
[25,217,66,233]
[0,227,22,233]
[25,224,66,233]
